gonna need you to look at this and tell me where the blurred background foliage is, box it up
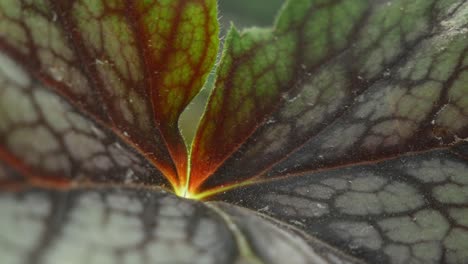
[179,0,284,144]
[218,0,285,30]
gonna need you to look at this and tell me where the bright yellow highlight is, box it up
[174,178,258,201]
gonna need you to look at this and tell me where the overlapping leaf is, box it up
[202,0,468,262]
[1,0,468,263]
[0,25,325,264]
[0,0,219,190]
[191,0,468,194]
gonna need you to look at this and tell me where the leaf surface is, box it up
[0,187,238,264]
[0,185,351,264]
[200,0,468,262]
[1,0,468,263]
[0,0,219,189]
[215,145,468,263]
[0,51,330,264]
[0,53,170,190]
[191,0,468,194]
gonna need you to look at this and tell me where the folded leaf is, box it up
[0,0,219,190]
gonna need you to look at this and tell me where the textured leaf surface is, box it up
[210,202,362,264]
[0,0,219,189]
[215,145,468,263]
[0,53,169,190]
[202,0,468,262]
[1,0,468,264]
[0,187,238,264]
[0,186,346,264]
[191,0,468,194]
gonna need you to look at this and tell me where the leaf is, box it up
[0,187,239,263]
[210,201,362,263]
[1,184,365,264]
[0,53,170,189]
[0,49,331,264]
[0,0,219,190]
[198,0,468,262]
[215,147,468,263]
[191,0,468,193]
[1,0,468,264]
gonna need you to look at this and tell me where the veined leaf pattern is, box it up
[0,51,326,264]
[193,0,468,192]
[0,0,467,264]
[0,53,170,189]
[0,187,238,264]
[0,0,219,189]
